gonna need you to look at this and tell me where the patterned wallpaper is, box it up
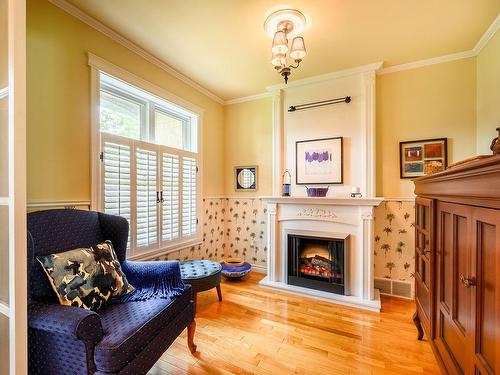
[224,198,267,268]
[159,197,416,294]
[373,200,415,283]
[158,198,268,270]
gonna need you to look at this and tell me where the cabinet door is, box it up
[435,201,472,375]
[415,197,433,335]
[470,207,500,375]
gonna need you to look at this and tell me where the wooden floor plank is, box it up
[150,273,440,375]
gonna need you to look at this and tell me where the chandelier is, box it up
[264,9,308,84]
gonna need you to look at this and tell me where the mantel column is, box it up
[361,70,376,197]
[266,203,279,282]
[361,207,375,300]
[270,89,284,196]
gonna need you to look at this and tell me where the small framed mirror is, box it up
[234,166,258,191]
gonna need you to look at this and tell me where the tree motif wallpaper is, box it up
[158,197,416,298]
[157,198,268,270]
[224,198,267,268]
[373,200,415,285]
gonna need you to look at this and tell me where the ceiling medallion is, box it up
[264,8,308,84]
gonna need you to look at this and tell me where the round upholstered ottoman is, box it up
[221,262,252,279]
[180,260,222,306]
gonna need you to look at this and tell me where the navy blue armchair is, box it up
[27,209,197,375]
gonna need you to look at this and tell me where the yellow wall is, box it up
[26,0,488,202]
[223,59,478,199]
[27,0,225,202]
[224,98,273,196]
[476,30,500,154]
[376,58,477,197]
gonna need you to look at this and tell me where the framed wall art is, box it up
[399,138,447,178]
[296,137,343,184]
[234,166,258,191]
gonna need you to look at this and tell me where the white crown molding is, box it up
[47,0,499,105]
[229,13,500,102]
[377,50,476,75]
[225,92,273,105]
[473,13,500,54]
[48,0,225,105]
[266,61,384,92]
[88,52,204,115]
[0,86,8,99]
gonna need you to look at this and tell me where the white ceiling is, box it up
[66,0,500,101]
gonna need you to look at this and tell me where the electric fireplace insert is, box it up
[287,233,350,295]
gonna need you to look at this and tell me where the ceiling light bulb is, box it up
[272,30,288,54]
[271,53,286,67]
[290,36,306,60]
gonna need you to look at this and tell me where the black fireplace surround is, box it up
[287,233,350,295]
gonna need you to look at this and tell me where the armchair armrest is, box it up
[29,303,104,344]
[120,260,185,300]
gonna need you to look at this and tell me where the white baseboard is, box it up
[249,264,267,273]
[259,276,381,312]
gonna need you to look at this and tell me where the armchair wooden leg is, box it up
[187,320,197,354]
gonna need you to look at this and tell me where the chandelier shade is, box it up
[271,52,286,67]
[271,30,288,54]
[290,36,306,60]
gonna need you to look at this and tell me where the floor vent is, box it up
[375,278,413,299]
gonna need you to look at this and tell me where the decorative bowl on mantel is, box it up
[305,186,329,197]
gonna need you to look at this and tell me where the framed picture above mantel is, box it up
[399,138,447,178]
[296,137,343,184]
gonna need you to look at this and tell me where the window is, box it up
[97,72,200,258]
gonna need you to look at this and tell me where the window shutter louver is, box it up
[102,138,132,248]
[182,157,197,237]
[162,153,179,241]
[98,76,201,258]
[136,147,158,248]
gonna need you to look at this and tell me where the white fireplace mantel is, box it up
[261,196,384,206]
[260,196,384,311]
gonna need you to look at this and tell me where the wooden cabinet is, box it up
[414,156,500,375]
[414,197,433,339]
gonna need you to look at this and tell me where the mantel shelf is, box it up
[260,196,384,207]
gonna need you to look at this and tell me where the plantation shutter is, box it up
[182,156,197,236]
[135,145,158,249]
[161,153,180,242]
[101,135,132,248]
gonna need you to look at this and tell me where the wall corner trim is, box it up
[265,62,384,92]
[377,50,476,75]
[87,52,205,115]
[225,92,273,105]
[473,13,500,55]
[48,0,225,105]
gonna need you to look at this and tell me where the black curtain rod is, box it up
[288,96,351,112]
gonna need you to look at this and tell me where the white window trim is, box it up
[89,53,204,259]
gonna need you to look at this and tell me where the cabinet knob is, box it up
[459,274,476,288]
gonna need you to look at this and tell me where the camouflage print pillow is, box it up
[37,240,135,310]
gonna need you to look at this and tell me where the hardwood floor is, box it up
[149,273,440,375]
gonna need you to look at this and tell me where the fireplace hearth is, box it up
[287,233,350,295]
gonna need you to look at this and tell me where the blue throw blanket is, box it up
[117,260,185,302]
